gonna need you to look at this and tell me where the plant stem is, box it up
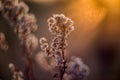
[60,32,66,80]
[25,53,35,80]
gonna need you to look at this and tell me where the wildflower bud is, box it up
[51,42,58,48]
[59,40,68,49]
[50,47,56,53]
[39,14,76,80]
[15,24,31,37]
[65,18,74,27]
[18,1,29,14]
[45,47,51,56]
[8,63,24,80]
[47,17,56,27]
[40,43,49,51]
[12,1,29,21]
[48,27,54,34]
[47,14,74,37]
[52,35,62,43]
[21,14,38,32]
[9,63,15,72]
[39,37,47,44]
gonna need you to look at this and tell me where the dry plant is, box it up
[9,63,24,80]
[39,14,89,80]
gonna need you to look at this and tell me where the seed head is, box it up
[39,37,47,44]
[9,63,15,72]
[47,14,74,36]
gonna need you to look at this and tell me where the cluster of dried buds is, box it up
[40,14,75,80]
[40,14,89,80]
[0,0,38,54]
[47,14,74,37]
[40,13,74,59]
[9,63,24,80]
[0,32,8,50]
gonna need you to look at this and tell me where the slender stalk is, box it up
[60,31,66,80]
[25,56,35,80]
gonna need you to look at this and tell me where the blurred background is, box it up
[0,0,120,80]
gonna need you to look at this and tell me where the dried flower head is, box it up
[13,71,24,80]
[39,37,47,44]
[15,24,31,39]
[9,63,15,72]
[21,14,38,32]
[40,14,75,80]
[14,13,37,37]
[39,14,90,80]
[40,43,49,51]
[47,14,74,36]
[18,1,29,14]
[39,37,49,52]
[8,63,24,80]
[10,1,29,22]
